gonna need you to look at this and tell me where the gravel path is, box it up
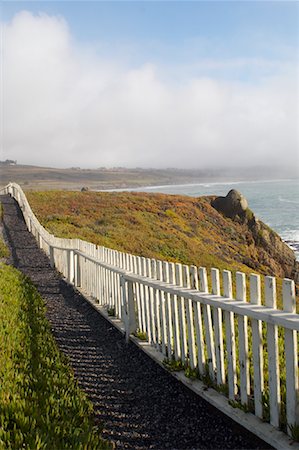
[1,194,273,450]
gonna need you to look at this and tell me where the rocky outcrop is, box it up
[211,190,248,221]
[250,216,297,280]
[212,190,298,281]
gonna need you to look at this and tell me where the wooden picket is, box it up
[236,271,250,406]
[192,265,206,376]
[223,270,237,400]
[212,268,225,386]
[283,279,299,431]
[265,275,280,427]
[250,274,264,419]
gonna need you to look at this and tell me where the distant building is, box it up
[0,159,17,166]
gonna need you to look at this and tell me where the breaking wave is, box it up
[279,196,299,205]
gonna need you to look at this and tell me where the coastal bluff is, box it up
[212,189,298,282]
[25,189,298,284]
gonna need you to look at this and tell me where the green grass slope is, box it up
[0,257,110,449]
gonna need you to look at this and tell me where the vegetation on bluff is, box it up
[0,244,110,449]
[27,190,295,280]
[26,190,299,312]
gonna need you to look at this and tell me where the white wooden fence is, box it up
[1,182,298,436]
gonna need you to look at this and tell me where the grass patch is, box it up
[0,238,9,259]
[163,358,185,372]
[0,207,9,260]
[107,307,115,317]
[134,330,148,341]
[289,424,299,442]
[0,263,111,449]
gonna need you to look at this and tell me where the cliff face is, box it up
[247,216,298,281]
[247,216,298,278]
[211,190,297,281]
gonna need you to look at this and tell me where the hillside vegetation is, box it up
[27,190,296,280]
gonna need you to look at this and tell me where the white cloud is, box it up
[2,11,299,170]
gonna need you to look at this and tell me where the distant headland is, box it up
[0,163,297,191]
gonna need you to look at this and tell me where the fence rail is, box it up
[1,182,298,436]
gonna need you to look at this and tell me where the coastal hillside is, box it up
[26,190,297,283]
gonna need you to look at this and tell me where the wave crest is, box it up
[279,196,299,205]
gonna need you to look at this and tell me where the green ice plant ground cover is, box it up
[0,239,110,449]
[0,206,9,260]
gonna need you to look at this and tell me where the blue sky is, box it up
[3,1,298,74]
[1,1,299,169]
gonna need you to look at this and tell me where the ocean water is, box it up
[123,179,299,260]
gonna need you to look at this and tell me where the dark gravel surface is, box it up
[1,194,274,450]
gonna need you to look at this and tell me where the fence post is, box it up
[183,264,196,370]
[250,274,264,419]
[211,268,225,386]
[49,246,55,268]
[175,263,187,363]
[191,265,205,376]
[283,279,299,434]
[236,271,250,406]
[223,270,237,400]
[68,250,74,284]
[168,262,179,361]
[121,276,137,343]
[265,276,280,428]
[74,252,81,287]
[200,267,215,379]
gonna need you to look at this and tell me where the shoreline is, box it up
[97,177,298,192]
